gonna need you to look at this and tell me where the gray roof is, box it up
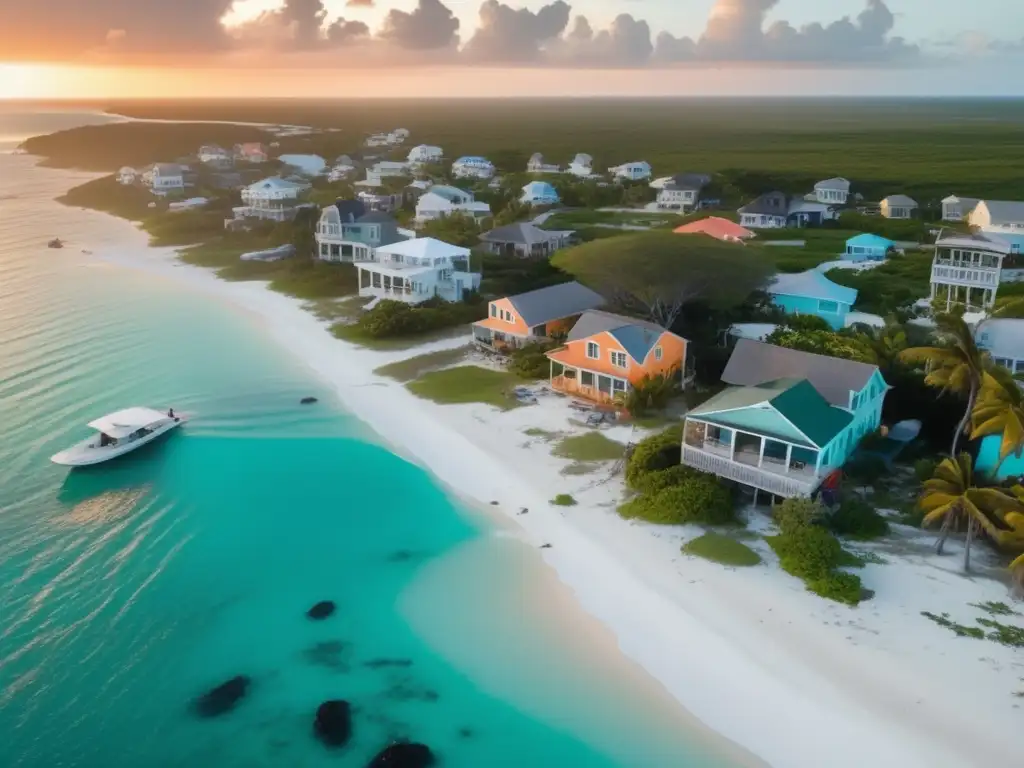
[333,199,367,222]
[979,199,1024,225]
[568,310,670,364]
[721,338,880,407]
[480,222,570,246]
[935,229,1012,255]
[738,191,789,216]
[356,211,396,224]
[665,173,711,191]
[883,194,918,207]
[506,282,605,327]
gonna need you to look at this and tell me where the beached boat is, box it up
[48,238,64,249]
[51,407,185,467]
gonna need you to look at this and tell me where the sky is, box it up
[0,0,1022,98]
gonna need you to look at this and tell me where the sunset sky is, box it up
[1,0,1022,98]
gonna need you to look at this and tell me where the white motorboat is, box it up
[51,407,185,467]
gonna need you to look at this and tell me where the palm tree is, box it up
[918,453,1020,571]
[971,367,1024,470]
[899,314,990,456]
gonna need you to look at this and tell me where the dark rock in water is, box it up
[314,700,352,748]
[302,640,351,672]
[192,675,251,718]
[457,727,475,739]
[384,675,439,703]
[363,658,413,670]
[307,600,336,620]
[387,550,416,563]
[540,543,552,549]
[367,742,436,768]
[489,500,499,505]
[300,396,319,404]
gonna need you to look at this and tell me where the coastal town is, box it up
[18,113,1024,768]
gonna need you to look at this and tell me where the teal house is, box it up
[682,340,888,498]
[976,437,1024,480]
[767,269,858,330]
[844,233,896,262]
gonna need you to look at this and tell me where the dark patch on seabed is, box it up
[301,640,352,672]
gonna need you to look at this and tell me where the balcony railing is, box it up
[682,445,818,498]
[931,264,999,287]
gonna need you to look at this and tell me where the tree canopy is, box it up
[551,231,775,328]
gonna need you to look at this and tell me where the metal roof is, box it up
[480,222,565,246]
[977,199,1024,225]
[505,282,605,327]
[567,310,670,364]
[769,269,858,305]
[845,233,895,249]
[738,191,789,216]
[882,194,918,207]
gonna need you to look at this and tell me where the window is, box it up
[610,351,627,368]
[654,346,663,361]
[586,342,600,359]
[818,299,839,313]
[580,371,594,387]
[490,304,497,317]
[506,312,515,324]
[613,379,626,393]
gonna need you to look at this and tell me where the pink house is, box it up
[674,217,755,242]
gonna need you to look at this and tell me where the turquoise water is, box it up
[0,114,745,768]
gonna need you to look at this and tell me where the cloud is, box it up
[346,0,374,6]
[462,1,571,63]
[378,0,460,51]
[553,13,654,67]
[229,0,368,49]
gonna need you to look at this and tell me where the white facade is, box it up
[234,176,309,222]
[198,145,232,165]
[328,164,355,182]
[357,191,403,213]
[941,195,979,222]
[407,145,444,165]
[657,187,697,210]
[813,177,850,205]
[362,161,409,187]
[880,195,918,219]
[527,153,560,173]
[930,233,1009,311]
[608,161,652,182]
[366,129,408,147]
[356,238,481,305]
[415,186,491,223]
[142,164,187,196]
[976,319,1024,376]
[739,212,787,229]
[567,153,595,178]
[451,156,496,180]
[967,200,1024,235]
[117,167,137,185]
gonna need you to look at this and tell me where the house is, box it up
[478,222,573,258]
[328,164,355,183]
[681,339,888,498]
[787,199,837,227]
[608,161,652,182]
[471,282,605,351]
[451,156,495,180]
[813,177,851,205]
[117,167,137,185]
[941,195,980,221]
[316,201,414,263]
[210,171,244,190]
[198,145,233,167]
[930,230,1011,311]
[233,176,310,222]
[355,237,481,306]
[357,190,404,213]
[843,233,896,262]
[407,145,444,166]
[278,154,327,177]
[415,185,491,223]
[968,200,1024,240]
[234,143,268,164]
[655,173,711,211]
[365,133,391,148]
[545,311,688,405]
[390,128,410,143]
[673,217,755,242]
[880,195,918,219]
[567,153,595,178]
[520,181,560,206]
[362,161,409,187]
[168,197,209,212]
[738,192,789,229]
[141,163,188,196]
[527,153,561,173]
[975,318,1024,479]
[767,269,858,330]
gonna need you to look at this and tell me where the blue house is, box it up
[520,181,560,206]
[767,269,858,329]
[976,437,1024,480]
[682,339,889,498]
[844,233,895,262]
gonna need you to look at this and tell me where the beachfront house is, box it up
[117,167,137,185]
[608,161,652,182]
[355,237,481,307]
[233,176,310,222]
[198,145,233,168]
[767,270,858,330]
[545,311,688,405]
[415,185,491,223]
[942,195,980,221]
[567,153,596,178]
[843,233,896,262]
[478,222,574,258]
[278,154,327,177]
[880,195,918,219]
[141,163,188,196]
[674,217,755,242]
[968,200,1024,252]
[975,318,1024,479]
[234,143,268,164]
[738,192,790,229]
[813,178,851,205]
[364,129,408,147]
[471,282,605,352]
[930,230,1010,312]
[316,200,414,263]
[681,339,888,499]
[527,153,561,173]
[361,161,409,187]
[451,156,496,180]
[655,173,711,211]
[407,145,444,166]
[520,181,560,206]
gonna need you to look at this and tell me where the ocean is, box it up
[0,108,745,768]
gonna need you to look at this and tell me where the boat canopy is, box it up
[87,407,167,439]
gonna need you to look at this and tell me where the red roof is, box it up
[673,217,755,241]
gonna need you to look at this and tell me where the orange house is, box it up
[546,310,688,405]
[471,281,605,351]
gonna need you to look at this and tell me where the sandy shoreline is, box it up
[49,168,1024,767]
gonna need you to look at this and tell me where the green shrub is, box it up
[913,457,937,482]
[618,474,734,526]
[508,342,556,379]
[624,425,683,490]
[774,497,826,536]
[827,497,890,540]
[622,372,677,416]
[767,526,844,580]
[551,494,577,507]
[806,572,864,605]
[844,454,888,484]
[634,464,699,495]
[354,297,484,339]
[683,532,761,567]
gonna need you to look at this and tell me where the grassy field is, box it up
[682,532,762,567]
[405,366,522,408]
[551,433,627,462]
[825,252,934,314]
[373,346,472,382]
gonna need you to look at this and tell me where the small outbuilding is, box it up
[843,233,896,262]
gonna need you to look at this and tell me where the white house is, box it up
[520,181,560,206]
[976,319,1024,377]
[365,133,391,148]
[355,237,481,306]
[407,145,444,166]
[278,154,327,177]
[880,195,918,219]
[941,195,980,221]
[567,153,595,178]
[357,190,404,213]
[328,164,356,182]
[390,128,410,143]
[451,156,496,180]
[234,176,310,222]
[738,192,790,229]
[608,161,652,182]
[813,177,851,205]
[141,163,188,196]
[360,161,409,187]
[234,143,269,164]
[415,185,491,223]
[117,167,137,185]
[655,173,710,211]
[967,200,1024,236]
[930,230,1010,312]
[198,145,233,166]
[527,153,560,173]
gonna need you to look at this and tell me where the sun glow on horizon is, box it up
[0,64,50,99]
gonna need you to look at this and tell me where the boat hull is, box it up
[51,418,184,467]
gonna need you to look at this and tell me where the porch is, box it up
[682,419,822,498]
[357,267,433,304]
[549,362,629,405]
[472,325,531,353]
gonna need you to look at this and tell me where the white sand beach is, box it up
[54,178,1024,767]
